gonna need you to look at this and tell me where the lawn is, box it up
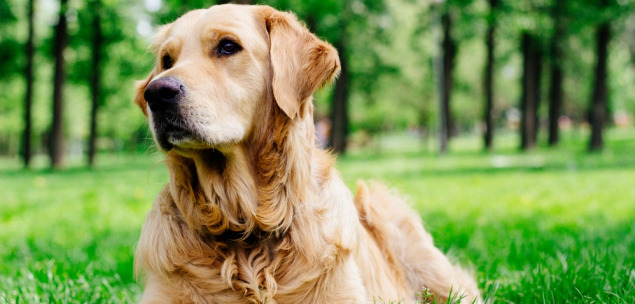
[1,130,634,303]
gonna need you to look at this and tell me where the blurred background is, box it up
[0,0,634,168]
[1,0,635,303]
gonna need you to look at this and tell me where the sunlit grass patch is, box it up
[1,129,634,302]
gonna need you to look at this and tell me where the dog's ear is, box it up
[133,71,155,117]
[261,7,341,119]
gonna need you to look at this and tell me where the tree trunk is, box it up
[483,0,499,151]
[50,0,68,169]
[88,0,102,167]
[329,35,350,154]
[306,15,318,34]
[520,32,542,150]
[548,0,565,146]
[589,20,610,151]
[535,41,543,139]
[23,0,35,168]
[439,11,456,154]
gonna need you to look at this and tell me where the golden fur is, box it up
[133,4,481,303]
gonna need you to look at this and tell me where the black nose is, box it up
[144,76,184,112]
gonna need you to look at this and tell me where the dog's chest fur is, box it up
[135,146,368,303]
[137,180,365,303]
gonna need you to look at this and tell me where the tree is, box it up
[439,9,456,154]
[547,0,565,146]
[329,21,350,154]
[23,0,35,167]
[0,0,23,157]
[60,0,153,156]
[431,0,477,154]
[502,0,549,151]
[88,0,103,167]
[483,0,499,150]
[588,0,611,151]
[520,32,543,150]
[50,0,69,169]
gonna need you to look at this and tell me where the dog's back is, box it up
[354,182,481,303]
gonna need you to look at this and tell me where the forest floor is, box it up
[1,129,634,303]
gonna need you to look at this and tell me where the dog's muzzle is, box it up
[144,77,204,151]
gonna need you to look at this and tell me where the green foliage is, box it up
[0,0,25,138]
[0,0,634,159]
[66,0,154,144]
[0,0,154,158]
[1,129,634,302]
[0,0,22,78]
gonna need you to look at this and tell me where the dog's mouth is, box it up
[166,129,208,150]
[152,117,210,152]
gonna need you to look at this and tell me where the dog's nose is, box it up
[144,77,184,112]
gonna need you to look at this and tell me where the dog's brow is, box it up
[203,26,241,41]
[158,38,180,57]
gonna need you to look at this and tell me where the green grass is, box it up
[1,129,634,303]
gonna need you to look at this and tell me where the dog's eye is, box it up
[162,54,174,70]
[217,39,242,56]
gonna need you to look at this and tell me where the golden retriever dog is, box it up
[133,4,481,303]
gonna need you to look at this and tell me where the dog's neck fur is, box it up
[164,96,322,241]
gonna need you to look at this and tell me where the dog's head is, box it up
[134,4,340,155]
